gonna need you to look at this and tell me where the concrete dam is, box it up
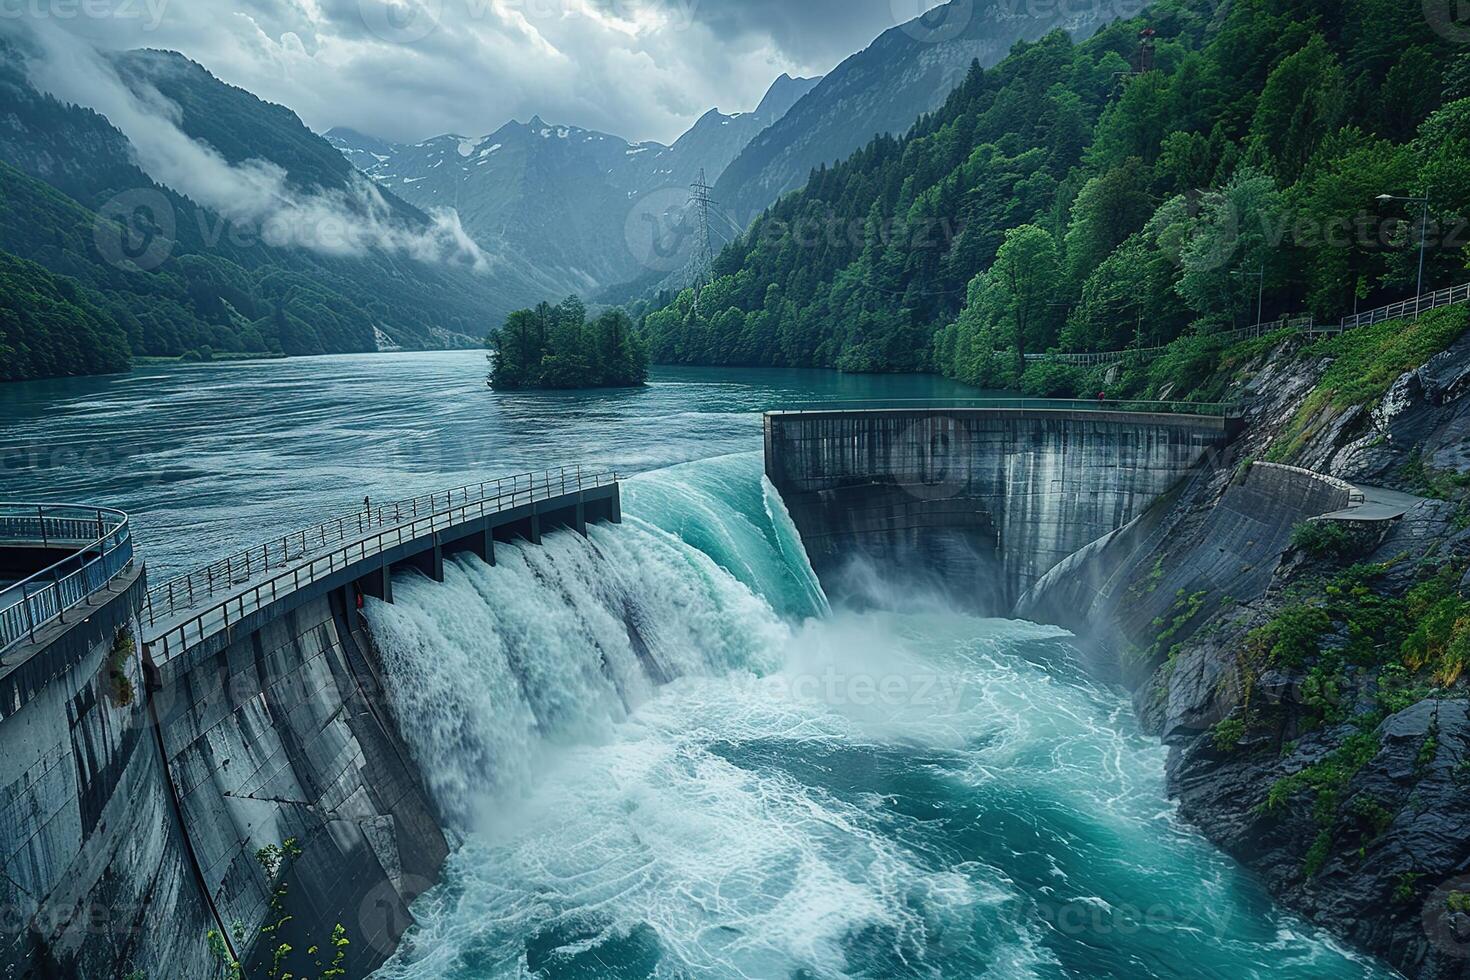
[763,403,1242,611]
[0,404,1248,976]
[0,472,620,979]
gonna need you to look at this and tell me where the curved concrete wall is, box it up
[1016,460,1357,691]
[764,408,1237,610]
[151,588,447,977]
[0,565,223,978]
[0,571,446,977]
[1,484,621,976]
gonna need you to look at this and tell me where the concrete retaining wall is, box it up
[0,483,621,976]
[153,589,447,977]
[0,573,447,978]
[1016,460,1357,688]
[764,409,1236,610]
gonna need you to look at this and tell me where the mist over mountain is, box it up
[0,31,547,378]
[326,74,821,299]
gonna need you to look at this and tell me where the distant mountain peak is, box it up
[753,72,822,123]
[322,69,826,302]
[713,0,1119,223]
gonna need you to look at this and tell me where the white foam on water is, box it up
[365,456,1392,980]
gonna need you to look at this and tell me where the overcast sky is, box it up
[50,0,938,145]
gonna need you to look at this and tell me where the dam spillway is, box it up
[0,472,621,979]
[763,403,1241,610]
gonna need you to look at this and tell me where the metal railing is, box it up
[0,504,133,656]
[1025,315,1320,367]
[1023,347,1166,367]
[1021,278,1470,370]
[769,398,1243,418]
[1214,313,1319,343]
[143,467,617,653]
[1339,282,1470,330]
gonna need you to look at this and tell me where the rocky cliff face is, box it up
[1023,329,1470,978]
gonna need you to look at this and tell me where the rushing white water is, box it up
[364,453,1389,980]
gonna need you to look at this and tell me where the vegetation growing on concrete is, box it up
[107,627,136,708]
[259,838,303,980]
[207,924,244,980]
[208,839,352,980]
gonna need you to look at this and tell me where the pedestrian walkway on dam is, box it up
[143,467,618,663]
[772,396,1245,420]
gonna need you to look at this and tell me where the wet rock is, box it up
[1159,639,1235,745]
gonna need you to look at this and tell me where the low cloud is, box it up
[16,0,918,146]
[14,20,492,269]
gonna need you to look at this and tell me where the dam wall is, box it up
[151,589,447,977]
[0,475,621,977]
[0,560,222,978]
[764,407,1239,610]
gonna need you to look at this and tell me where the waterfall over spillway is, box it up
[365,455,815,822]
[364,453,1389,980]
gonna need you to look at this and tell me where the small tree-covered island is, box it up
[486,296,648,390]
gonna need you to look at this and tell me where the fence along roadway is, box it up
[1026,278,1470,366]
[143,467,617,662]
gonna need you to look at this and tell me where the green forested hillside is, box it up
[0,248,130,381]
[642,0,1467,393]
[0,42,525,382]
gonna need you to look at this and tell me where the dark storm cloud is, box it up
[28,0,927,144]
[586,0,906,66]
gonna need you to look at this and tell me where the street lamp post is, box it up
[1232,263,1265,331]
[1376,190,1431,314]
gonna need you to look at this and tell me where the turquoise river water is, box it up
[0,354,1391,978]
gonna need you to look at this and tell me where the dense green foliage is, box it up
[642,0,1467,390]
[0,248,130,380]
[1246,559,1469,722]
[1289,520,1367,561]
[0,43,523,382]
[487,298,647,390]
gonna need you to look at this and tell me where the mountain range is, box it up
[325,73,820,299]
[326,0,1121,304]
[1,0,1129,380]
[0,39,548,380]
[713,0,1118,225]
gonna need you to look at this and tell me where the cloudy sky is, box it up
[50,0,940,145]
